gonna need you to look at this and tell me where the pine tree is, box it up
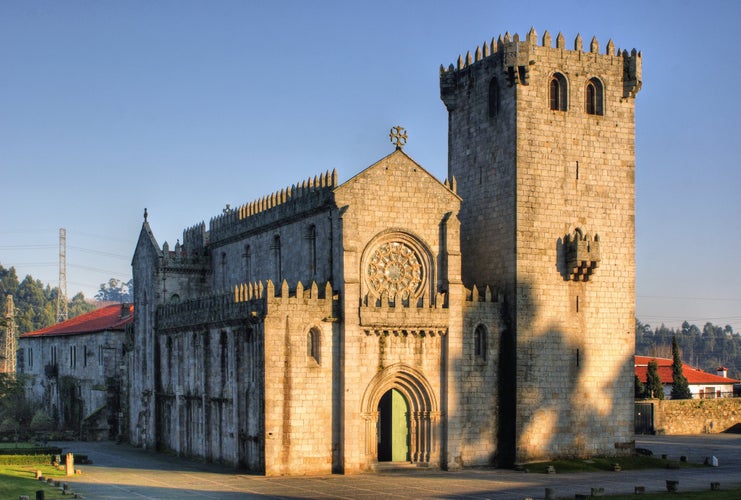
[670,336,693,399]
[646,359,664,400]
[634,375,646,399]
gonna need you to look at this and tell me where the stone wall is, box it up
[18,327,125,438]
[654,398,741,435]
[441,29,640,463]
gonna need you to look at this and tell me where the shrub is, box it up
[30,410,53,431]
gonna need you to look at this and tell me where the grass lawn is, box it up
[523,454,701,473]
[0,463,69,500]
[600,490,741,499]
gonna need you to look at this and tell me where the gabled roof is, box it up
[20,304,133,338]
[132,214,162,265]
[635,355,739,385]
[334,148,461,201]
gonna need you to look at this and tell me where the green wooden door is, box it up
[378,389,409,462]
[390,389,409,461]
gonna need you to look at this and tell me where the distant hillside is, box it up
[0,263,96,335]
[636,319,741,380]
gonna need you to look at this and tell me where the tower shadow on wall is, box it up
[510,280,634,463]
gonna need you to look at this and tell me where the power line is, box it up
[68,246,130,260]
[0,244,56,250]
[638,294,741,302]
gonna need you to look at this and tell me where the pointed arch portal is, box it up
[361,364,440,465]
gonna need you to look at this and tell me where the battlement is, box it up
[464,284,501,303]
[440,27,641,98]
[207,170,338,243]
[359,285,499,335]
[234,279,335,304]
[157,291,260,331]
[182,222,208,255]
[157,279,337,331]
[564,229,600,281]
[160,239,209,271]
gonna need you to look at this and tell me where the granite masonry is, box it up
[128,29,641,475]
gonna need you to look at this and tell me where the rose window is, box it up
[366,241,424,298]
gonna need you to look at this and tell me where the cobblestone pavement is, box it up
[48,434,741,499]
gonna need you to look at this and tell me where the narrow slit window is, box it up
[474,325,487,361]
[488,77,500,117]
[308,328,321,364]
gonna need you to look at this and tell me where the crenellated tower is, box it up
[441,28,641,464]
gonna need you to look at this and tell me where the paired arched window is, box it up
[548,73,606,115]
[307,327,321,364]
[474,324,487,361]
[549,72,568,111]
[488,77,500,117]
[585,77,604,115]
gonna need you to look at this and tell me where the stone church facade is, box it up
[128,29,641,475]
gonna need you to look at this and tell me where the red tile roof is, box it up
[20,304,133,338]
[635,355,739,385]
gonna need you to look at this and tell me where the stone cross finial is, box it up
[389,126,407,150]
[144,208,148,221]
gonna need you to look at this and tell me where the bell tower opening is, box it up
[377,388,410,462]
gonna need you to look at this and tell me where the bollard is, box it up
[35,491,45,500]
[680,455,687,462]
[545,487,555,500]
[666,480,679,492]
[66,452,75,477]
[634,486,645,494]
[711,482,720,491]
[590,487,605,496]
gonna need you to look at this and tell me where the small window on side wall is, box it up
[549,73,568,111]
[474,324,487,361]
[308,327,321,365]
[585,77,604,115]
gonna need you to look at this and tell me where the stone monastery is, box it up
[130,28,642,475]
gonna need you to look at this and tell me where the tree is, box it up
[0,373,36,439]
[634,375,646,399]
[670,336,692,399]
[95,278,133,302]
[646,359,664,400]
[68,292,96,318]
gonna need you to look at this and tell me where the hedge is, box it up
[0,447,62,456]
[0,454,55,465]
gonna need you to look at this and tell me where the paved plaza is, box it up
[50,434,741,499]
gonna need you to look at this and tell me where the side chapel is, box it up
[129,29,641,474]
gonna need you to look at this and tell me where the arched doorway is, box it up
[361,364,439,465]
[377,389,409,462]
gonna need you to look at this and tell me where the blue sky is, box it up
[1,1,740,331]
